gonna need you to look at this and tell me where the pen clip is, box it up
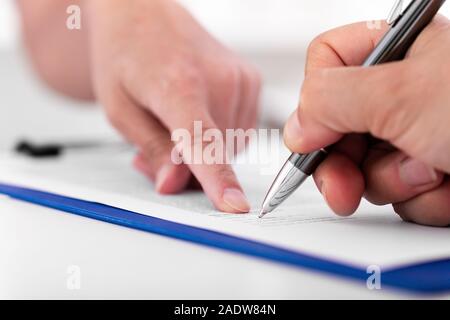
[387,0,405,25]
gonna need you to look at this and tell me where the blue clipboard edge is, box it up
[0,182,449,294]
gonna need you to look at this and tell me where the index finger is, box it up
[122,67,251,213]
[305,21,389,72]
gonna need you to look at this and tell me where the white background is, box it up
[1,0,449,50]
[0,0,19,49]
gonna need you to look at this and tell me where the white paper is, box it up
[1,144,450,270]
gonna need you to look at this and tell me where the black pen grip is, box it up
[288,150,328,176]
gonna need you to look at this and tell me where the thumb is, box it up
[284,61,413,153]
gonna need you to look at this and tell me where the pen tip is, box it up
[258,209,267,219]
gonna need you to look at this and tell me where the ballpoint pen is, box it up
[259,0,447,218]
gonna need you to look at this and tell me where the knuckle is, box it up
[174,121,220,148]
[186,123,219,147]
[250,68,262,87]
[163,61,205,97]
[240,68,262,107]
[241,65,262,88]
[215,165,238,183]
[217,64,241,89]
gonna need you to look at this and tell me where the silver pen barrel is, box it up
[259,151,327,218]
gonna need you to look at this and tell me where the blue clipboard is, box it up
[1,182,449,294]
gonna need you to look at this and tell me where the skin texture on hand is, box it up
[17,0,93,99]
[284,16,450,227]
[18,0,261,213]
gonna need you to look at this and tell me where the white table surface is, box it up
[0,47,448,300]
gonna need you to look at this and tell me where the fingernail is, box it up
[222,188,251,213]
[156,164,174,192]
[284,113,303,143]
[399,158,438,187]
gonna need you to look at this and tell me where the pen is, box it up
[259,0,447,218]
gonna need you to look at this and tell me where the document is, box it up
[1,143,450,270]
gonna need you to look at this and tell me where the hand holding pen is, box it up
[262,0,450,227]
